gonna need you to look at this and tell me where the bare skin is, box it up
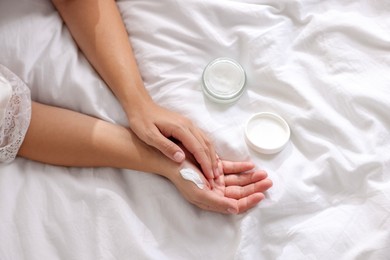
[51,0,219,179]
[19,102,272,214]
[172,151,273,214]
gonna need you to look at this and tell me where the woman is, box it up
[0,0,273,214]
[0,64,272,214]
[51,0,220,179]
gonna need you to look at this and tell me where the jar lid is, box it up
[202,57,246,103]
[245,112,290,154]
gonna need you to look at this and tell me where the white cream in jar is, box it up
[202,57,246,103]
[245,112,290,154]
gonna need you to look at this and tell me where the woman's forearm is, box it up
[18,102,175,177]
[52,0,152,116]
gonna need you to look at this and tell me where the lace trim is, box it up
[0,65,32,163]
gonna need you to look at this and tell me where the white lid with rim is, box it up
[202,57,246,103]
[245,112,290,154]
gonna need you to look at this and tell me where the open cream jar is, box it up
[245,112,290,154]
[202,57,246,103]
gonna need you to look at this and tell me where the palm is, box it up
[172,159,273,214]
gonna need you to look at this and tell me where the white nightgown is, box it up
[0,64,31,163]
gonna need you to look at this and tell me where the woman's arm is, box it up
[18,102,272,214]
[19,102,166,173]
[51,0,219,179]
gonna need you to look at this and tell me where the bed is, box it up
[1,0,390,259]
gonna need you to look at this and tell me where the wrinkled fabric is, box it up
[0,0,389,259]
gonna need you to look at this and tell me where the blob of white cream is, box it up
[180,168,205,189]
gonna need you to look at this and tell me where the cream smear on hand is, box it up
[180,168,205,189]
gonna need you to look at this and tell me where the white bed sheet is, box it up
[1,0,390,259]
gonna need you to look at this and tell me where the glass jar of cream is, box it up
[202,57,246,103]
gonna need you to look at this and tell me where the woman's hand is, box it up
[168,158,273,214]
[128,102,219,179]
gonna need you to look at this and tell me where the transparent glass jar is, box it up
[202,57,246,103]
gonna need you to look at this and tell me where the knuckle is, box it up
[171,124,187,136]
[179,124,189,133]
[200,146,210,156]
[203,137,212,147]
[143,129,157,143]
[161,140,176,153]
[180,116,192,125]
[192,148,206,160]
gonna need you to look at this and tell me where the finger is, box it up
[195,202,233,215]
[207,177,218,191]
[225,179,273,199]
[192,190,238,214]
[197,130,219,178]
[143,125,186,163]
[236,193,265,214]
[224,170,268,186]
[187,128,216,179]
[221,161,256,175]
[172,126,214,179]
[213,171,225,186]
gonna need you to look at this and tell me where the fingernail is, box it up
[173,151,185,162]
[227,208,238,214]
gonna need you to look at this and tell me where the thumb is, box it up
[148,131,186,163]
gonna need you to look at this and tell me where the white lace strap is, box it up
[0,64,32,163]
